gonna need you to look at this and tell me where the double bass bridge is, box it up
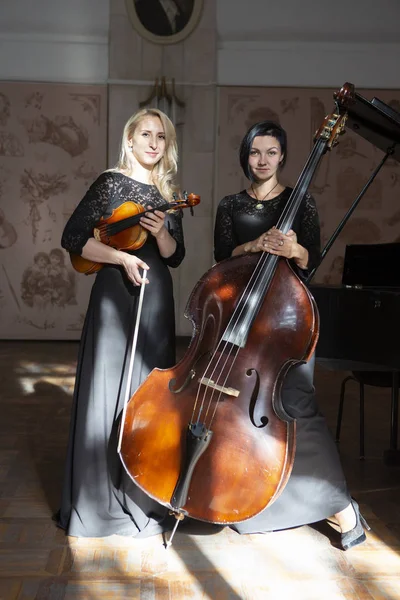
[198,376,240,397]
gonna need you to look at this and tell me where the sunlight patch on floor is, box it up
[62,524,400,599]
[15,360,76,395]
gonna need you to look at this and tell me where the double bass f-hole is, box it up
[246,368,268,429]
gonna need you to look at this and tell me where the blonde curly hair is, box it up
[114,108,179,202]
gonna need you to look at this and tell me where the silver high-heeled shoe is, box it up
[341,499,371,551]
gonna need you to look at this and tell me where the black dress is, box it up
[214,188,351,533]
[58,171,185,538]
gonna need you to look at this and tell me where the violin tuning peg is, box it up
[172,192,178,201]
[190,207,194,216]
[183,190,188,200]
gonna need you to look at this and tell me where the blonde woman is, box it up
[58,109,185,538]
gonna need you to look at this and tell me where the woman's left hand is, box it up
[140,206,166,238]
[262,227,298,258]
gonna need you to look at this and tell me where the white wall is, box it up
[217,1,400,43]
[1,0,399,88]
[217,0,400,88]
[0,0,109,35]
[0,0,109,82]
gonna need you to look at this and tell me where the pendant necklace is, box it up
[252,182,279,210]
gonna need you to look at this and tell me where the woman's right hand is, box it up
[244,226,285,254]
[244,232,271,253]
[120,252,149,286]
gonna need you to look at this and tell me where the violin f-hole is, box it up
[246,368,269,428]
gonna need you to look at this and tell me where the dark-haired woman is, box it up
[214,120,370,550]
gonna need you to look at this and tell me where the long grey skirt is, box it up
[58,244,176,538]
[231,355,351,534]
[59,256,350,537]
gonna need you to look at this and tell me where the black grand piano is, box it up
[308,84,400,465]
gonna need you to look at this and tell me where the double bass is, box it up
[118,85,353,536]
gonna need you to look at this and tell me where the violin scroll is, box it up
[172,191,201,215]
[185,192,201,207]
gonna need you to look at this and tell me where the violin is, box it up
[70,192,200,274]
[117,84,352,537]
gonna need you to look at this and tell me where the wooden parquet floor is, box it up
[1,340,400,599]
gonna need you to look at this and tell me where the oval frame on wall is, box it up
[125,0,203,45]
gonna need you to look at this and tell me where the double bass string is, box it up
[275,138,326,235]
[191,249,273,428]
[205,252,276,427]
[190,251,268,423]
[192,140,326,428]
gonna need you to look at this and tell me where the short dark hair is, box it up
[239,121,287,182]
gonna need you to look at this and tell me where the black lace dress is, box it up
[214,188,351,533]
[58,171,185,538]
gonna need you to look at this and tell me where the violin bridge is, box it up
[198,377,240,397]
[93,228,101,241]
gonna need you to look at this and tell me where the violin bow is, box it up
[117,268,147,453]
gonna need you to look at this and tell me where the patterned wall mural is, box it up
[0,82,107,339]
[217,87,400,285]
[2,82,399,339]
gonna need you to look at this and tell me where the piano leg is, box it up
[383,371,400,466]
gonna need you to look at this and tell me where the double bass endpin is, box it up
[165,511,185,548]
